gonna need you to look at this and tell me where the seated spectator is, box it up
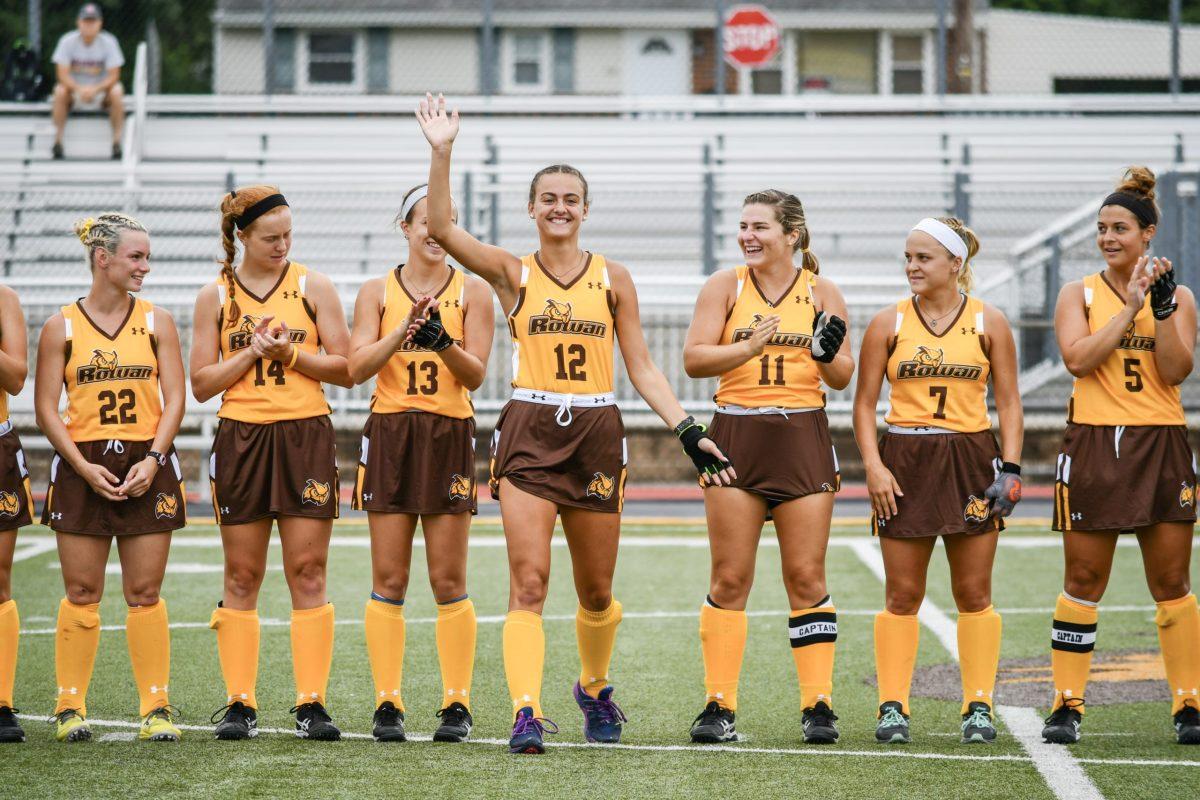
[51,3,125,160]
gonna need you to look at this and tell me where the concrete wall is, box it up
[390,28,478,94]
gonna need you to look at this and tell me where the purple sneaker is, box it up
[573,682,627,743]
[508,706,557,754]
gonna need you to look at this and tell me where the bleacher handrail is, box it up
[121,42,148,190]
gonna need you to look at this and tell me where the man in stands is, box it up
[50,3,125,160]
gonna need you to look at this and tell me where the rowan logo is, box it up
[449,474,471,501]
[76,349,153,384]
[963,495,991,523]
[1181,482,1195,508]
[586,472,615,501]
[820,482,835,493]
[302,479,330,506]
[731,314,812,349]
[896,345,982,380]
[227,315,308,352]
[528,299,607,337]
[1119,322,1155,352]
[0,491,19,517]
[154,493,178,519]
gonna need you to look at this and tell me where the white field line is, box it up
[16,605,1159,637]
[12,713,1200,768]
[847,539,1105,800]
[12,538,58,562]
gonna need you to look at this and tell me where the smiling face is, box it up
[529,172,588,243]
[95,229,151,293]
[400,197,458,262]
[903,230,960,297]
[1097,205,1153,270]
[739,203,797,269]
[238,206,292,270]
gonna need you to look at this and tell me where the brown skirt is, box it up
[209,416,340,525]
[0,428,32,532]
[872,429,1002,538]
[42,439,186,536]
[489,400,626,513]
[1053,423,1197,532]
[353,411,477,515]
[706,409,839,509]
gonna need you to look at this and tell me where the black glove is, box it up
[810,311,846,364]
[674,416,730,481]
[1150,266,1178,321]
[410,307,454,351]
[984,462,1022,518]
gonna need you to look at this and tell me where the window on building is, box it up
[506,31,550,92]
[307,32,356,85]
[892,34,924,95]
[796,31,876,94]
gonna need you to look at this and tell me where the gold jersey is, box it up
[885,294,992,433]
[508,253,615,395]
[1067,272,1184,426]
[371,266,473,418]
[714,266,825,408]
[217,262,331,424]
[61,297,163,442]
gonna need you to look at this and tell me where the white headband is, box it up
[911,217,968,262]
[399,185,451,224]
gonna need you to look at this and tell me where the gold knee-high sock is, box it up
[576,600,623,698]
[209,605,260,709]
[957,605,1002,714]
[365,597,406,711]
[126,600,171,716]
[1155,593,1200,714]
[874,611,920,715]
[0,600,18,709]
[699,600,748,711]
[436,597,476,709]
[503,610,545,718]
[1051,593,1098,713]
[291,604,335,707]
[789,598,837,710]
[55,599,101,715]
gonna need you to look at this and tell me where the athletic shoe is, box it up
[1042,703,1082,744]
[139,705,182,742]
[0,707,25,743]
[53,709,91,743]
[51,142,63,160]
[433,702,473,743]
[689,701,737,744]
[292,702,341,741]
[111,143,122,161]
[801,701,839,744]
[372,701,406,742]
[875,701,911,744]
[1175,704,1200,745]
[211,701,258,740]
[573,682,627,744]
[508,706,557,754]
[960,701,997,744]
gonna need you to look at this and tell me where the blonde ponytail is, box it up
[937,217,979,293]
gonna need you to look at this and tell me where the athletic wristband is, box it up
[672,415,696,437]
[146,451,166,467]
[1000,462,1021,476]
[286,345,300,369]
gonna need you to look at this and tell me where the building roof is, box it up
[219,0,988,9]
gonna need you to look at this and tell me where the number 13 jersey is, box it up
[508,253,615,395]
[885,294,991,433]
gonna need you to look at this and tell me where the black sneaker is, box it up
[690,701,737,743]
[292,702,341,741]
[111,142,122,161]
[372,701,406,742]
[1042,702,1082,744]
[51,142,63,160]
[0,707,25,743]
[801,701,839,744]
[875,701,911,744]
[1175,705,1200,745]
[961,701,997,744]
[211,701,258,740]
[434,702,473,743]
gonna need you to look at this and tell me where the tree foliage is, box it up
[992,0,1200,24]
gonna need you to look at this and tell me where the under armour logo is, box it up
[221,507,231,515]
[443,299,460,307]
[131,326,146,335]
[228,693,249,701]
[51,512,63,520]
[362,493,373,501]
[59,686,78,695]
[961,326,976,335]
[1071,512,1083,521]
[283,290,299,299]
[150,684,167,694]
[796,295,810,304]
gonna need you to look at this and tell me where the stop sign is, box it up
[723,5,780,69]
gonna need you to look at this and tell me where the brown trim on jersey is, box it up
[913,293,966,339]
[978,333,989,360]
[63,339,72,363]
[606,289,616,317]
[150,334,158,357]
[1098,271,1126,305]
[508,285,528,322]
[233,261,290,304]
[76,296,135,341]
[534,251,593,291]
[397,263,454,305]
[748,267,801,309]
[302,297,318,324]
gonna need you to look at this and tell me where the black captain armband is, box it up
[410,307,454,352]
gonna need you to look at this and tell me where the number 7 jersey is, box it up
[61,297,163,442]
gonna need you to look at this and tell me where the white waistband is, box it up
[886,424,959,435]
[510,389,616,427]
[0,420,11,437]
[716,404,821,417]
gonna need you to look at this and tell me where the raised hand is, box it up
[811,311,846,364]
[253,319,293,362]
[1125,256,1153,314]
[410,306,453,352]
[415,92,460,150]
[1148,256,1178,320]
[743,315,780,357]
[402,296,437,342]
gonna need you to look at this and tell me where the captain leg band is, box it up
[789,596,837,710]
[1051,593,1098,712]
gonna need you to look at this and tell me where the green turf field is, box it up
[5,522,1198,800]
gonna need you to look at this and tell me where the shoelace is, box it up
[290,702,332,722]
[210,703,249,725]
[584,695,627,727]
[1044,697,1084,726]
[49,709,82,725]
[1177,705,1200,726]
[806,706,838,726]
[879,707,908,728]
[375,704,401,725]
[691,702,728,728]
[147,704,181,723]
[962,708,993,731]
[513,713,558,738]
[437,706,468,726]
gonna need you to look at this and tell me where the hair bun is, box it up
[74,217,96,245]
[1117,166,1156,202]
